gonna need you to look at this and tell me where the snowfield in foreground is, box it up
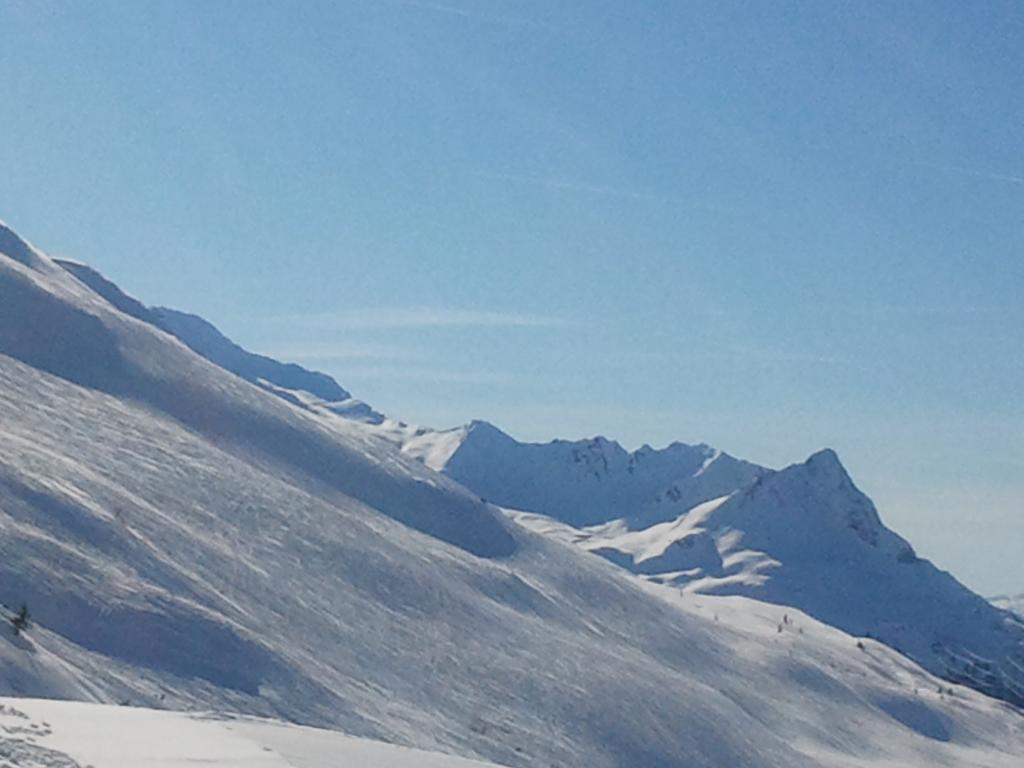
[0,697,500,768]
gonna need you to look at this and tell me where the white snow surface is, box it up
[508,452,1024,708]
[1,223,1024,767]
[390,420,765,528]
[0,697,500,768]
[378,414,1024,708]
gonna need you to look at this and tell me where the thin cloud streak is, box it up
[475,171,724,210]
[272,306,571,331]
[336,364,518,385]
[258,342,428,365]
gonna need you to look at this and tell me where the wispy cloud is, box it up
[474,171,722,210]
[258,342,426,365]
[272,306,570,331]
[335,364,517,385]
[908,160,1024,186]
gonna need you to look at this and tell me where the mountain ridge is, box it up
[511,449,1024,708]
[398,418,766,528]
[2,220,1023,767]
[44,247,1024,708]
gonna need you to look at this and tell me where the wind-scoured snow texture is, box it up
[512,450,1024,708]
[402,420,765,527]
[0,698,502,768]
[2,222,1024,767]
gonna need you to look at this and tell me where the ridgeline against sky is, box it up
[1,1,1021,593]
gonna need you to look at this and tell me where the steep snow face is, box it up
[0,698,502,768]
[404,420,765,527]
[514,450,1024,709]
[4,223,1024,767]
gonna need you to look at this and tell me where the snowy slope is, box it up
[53,255,761,531]
[152,306,354,404]
[54,259,355,405]
[50,254,766,530]
[55,258,395,425]
[397,420,1024,708]
[510,451,1024,708]
[3,219,1024,767]
[0,697,501,768]
[47,230,1024,711]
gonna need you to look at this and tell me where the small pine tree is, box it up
[11,603,30,635]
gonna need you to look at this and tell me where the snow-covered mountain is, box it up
[48,231,1024,711]
[3,218,1024,767]
[54,259,382,417]
[400,420,765,527]
[383,418,1024,709]
[508,451,1024,709]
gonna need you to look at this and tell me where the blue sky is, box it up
[1,1,1021,594]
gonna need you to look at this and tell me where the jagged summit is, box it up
[799,447,857,487]
[395,420,762,528]
[463,418,513,440]
[512,446,1024,708]
[724,448,916,562]
[804,447,844,470]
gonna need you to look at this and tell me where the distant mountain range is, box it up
[1,218,1022,767]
